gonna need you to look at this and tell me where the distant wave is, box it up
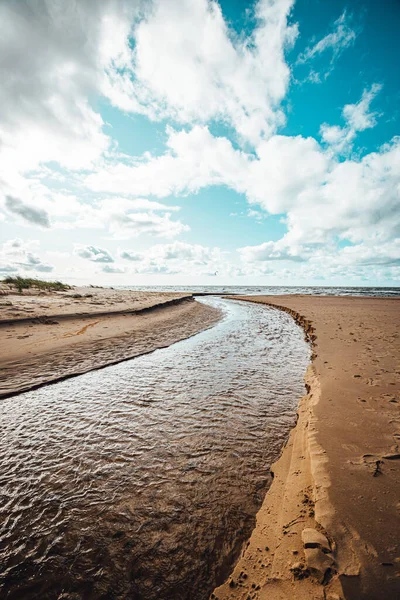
[118,285,400,297]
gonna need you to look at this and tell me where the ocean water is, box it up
[119,285,400,297]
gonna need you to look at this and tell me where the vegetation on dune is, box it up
[2,276,71,294]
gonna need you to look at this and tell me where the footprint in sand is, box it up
[366,377,380,386]
[381,393,398,404]
[356,397,375,411]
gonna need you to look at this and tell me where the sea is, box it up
[119,285,400,297]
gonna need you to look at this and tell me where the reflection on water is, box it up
[0,298,309,600]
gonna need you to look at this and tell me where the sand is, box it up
[0,288,221,398]
[2,290,399,598]
[0,285,190,322]
[213,295,400,600]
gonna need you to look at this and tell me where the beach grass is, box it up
[2,276,70,294]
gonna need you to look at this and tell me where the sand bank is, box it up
[213,295,399,600]
[0,285,190,322]
[0,289,221,398]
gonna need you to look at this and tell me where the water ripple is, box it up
[0,298,309,600]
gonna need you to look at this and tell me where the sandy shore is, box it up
[0,285,190,322]
[0,288,221,398]
[213,295,400,600]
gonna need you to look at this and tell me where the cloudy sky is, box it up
[0,0,399,287]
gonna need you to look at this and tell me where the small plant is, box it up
[2,276,70,294]
[72,293,83,299]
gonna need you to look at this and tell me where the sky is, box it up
[0,0,399,287]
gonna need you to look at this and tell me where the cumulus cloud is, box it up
[0,239,53,273]
[320,84,382,154]
[342,84,382,131]
[5,196,50,228]
[102,264,125,274]
[0,0,298,205]
[335,239,400,268]
[0,0,396,283]
[87,126,328,213]
[0,0,147,180]
[149,241,219,263]
[120,250,143,261]
[85,125,248,196]
[0,264,18,274]
[86,198,187,239]
[296,11,357,80]
[86,123,400,267]
[119,241,225,275]
[249,137,400,260]
[75,245,114,263]
[108,208,189,239]
[3,186,188,239]
[239,240,307,262]
[106,0,298,145]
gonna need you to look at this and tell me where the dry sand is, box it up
[0,285,189,322]
[0,288,221,398]
[213,295,400,600]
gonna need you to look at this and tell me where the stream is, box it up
[0,298,310,599]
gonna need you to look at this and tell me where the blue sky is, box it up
[0,0,399,286]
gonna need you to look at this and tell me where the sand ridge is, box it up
[0,285,190,323]
[212,295,400,600]
[0,290,222,399]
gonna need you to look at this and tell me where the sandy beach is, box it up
[213,295,400,600]
[0,287,222,398]
[2,289,399,599]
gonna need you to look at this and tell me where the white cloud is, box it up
[103,201,189,239]
[86,126,329,214]
[0,239,54,274]
[85,125,247,196]
[319,124,354,154]
[106,0,298,145]
[60,197,188,239]
[0,0,397,284]
[239,240,307,262]
[296,10,357,80]
[342,84,382,132]
[0,179,189,239]
[4,196,50,228]
[102,264,126,274]
[119,241,225,275]
[320,84,382,154]
[0,0,143,227]
[0,0,299,194]
[120,250,143,262]
[0,0,132,180]
[239,136,400,272]
[146,241,222,264]
[333,239,400,268]
[74,245,114,263]
[85,123,400,266]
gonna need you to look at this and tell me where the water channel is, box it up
[0,298,310,599]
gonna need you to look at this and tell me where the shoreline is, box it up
[212,295,400,600]
[0,290,222,399]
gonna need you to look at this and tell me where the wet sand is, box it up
[0,289,221,398]
[213,295,400,600]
